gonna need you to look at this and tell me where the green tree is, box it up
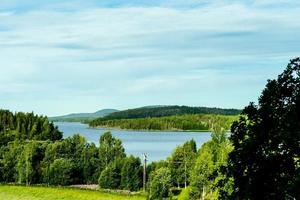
[0,141,22,182]
[0,110,62,145]
[41,141,67,185]
[16,141,46,185]
[98,160,122,189]
[99,132,125,170]
[149,167,172,200]
[82,143,100,184]
[190,143,215,199]
[187,126,232,200]
[168,140,197,188]
[63,134,87,184]
[48,158,73,186]
[225,58,300,199]
[121,156,142,191]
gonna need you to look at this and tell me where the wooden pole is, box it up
[143,153,147,192]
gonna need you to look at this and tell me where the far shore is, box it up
[53,121,214,133]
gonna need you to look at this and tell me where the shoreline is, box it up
[54,121,213,133]
[90,126,212,133]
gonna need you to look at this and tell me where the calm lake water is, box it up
[55,122,211,162]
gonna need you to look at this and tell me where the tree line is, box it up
[0,110,62,145]
[89,114,238,131]
[97,105,241,121]
[0,132,142,191]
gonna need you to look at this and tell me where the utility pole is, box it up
[184,150,187,189]
[184,161,187,188]
[143,153,148,192]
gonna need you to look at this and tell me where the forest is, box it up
[0,111,141,190]
[97,106,241,120]
[0,108,233,199]
[89,114,238,131]
[0,58,300,200]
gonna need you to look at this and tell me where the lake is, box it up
[55,122,212,162]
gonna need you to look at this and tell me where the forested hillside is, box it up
[99,106,241,120]
[89,114,238,131]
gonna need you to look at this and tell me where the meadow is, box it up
[0,185,146,200]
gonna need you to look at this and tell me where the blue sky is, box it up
[0,0,299,116]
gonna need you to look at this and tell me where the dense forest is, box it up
[97,106,242,121]
[89,114,238,131]
[0,110,142,190]
[0,110,62,145]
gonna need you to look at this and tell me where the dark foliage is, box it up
[89,114,238,131]
[98,159,122,189]
[94,105,241,121]
[225,58,300,199]
[0,110,62,146]
[121,156,142,191]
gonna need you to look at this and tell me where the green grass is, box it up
[0,185,146,200]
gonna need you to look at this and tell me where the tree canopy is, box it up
[89,114,238,131]
[0,115,143,192]
[225,58,300,199]
[92,105,241,121]
[0,110,62,145]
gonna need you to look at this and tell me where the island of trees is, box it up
[98,106,242,120]
[88,106,241,131]
[89,114,238,131]
[0,58,299,200]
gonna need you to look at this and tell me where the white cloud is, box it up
[0,2,299,115]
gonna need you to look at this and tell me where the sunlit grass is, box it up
[0,185,146,200]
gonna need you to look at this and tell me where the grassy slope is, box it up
[0,185,145,200]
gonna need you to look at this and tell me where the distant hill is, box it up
[49,109,118,122]
[96,105,242,121]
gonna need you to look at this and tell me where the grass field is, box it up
[0,185,146,200]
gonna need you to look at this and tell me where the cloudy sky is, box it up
[0,0,299,116]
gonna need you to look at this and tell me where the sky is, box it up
[0,0,299,116]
